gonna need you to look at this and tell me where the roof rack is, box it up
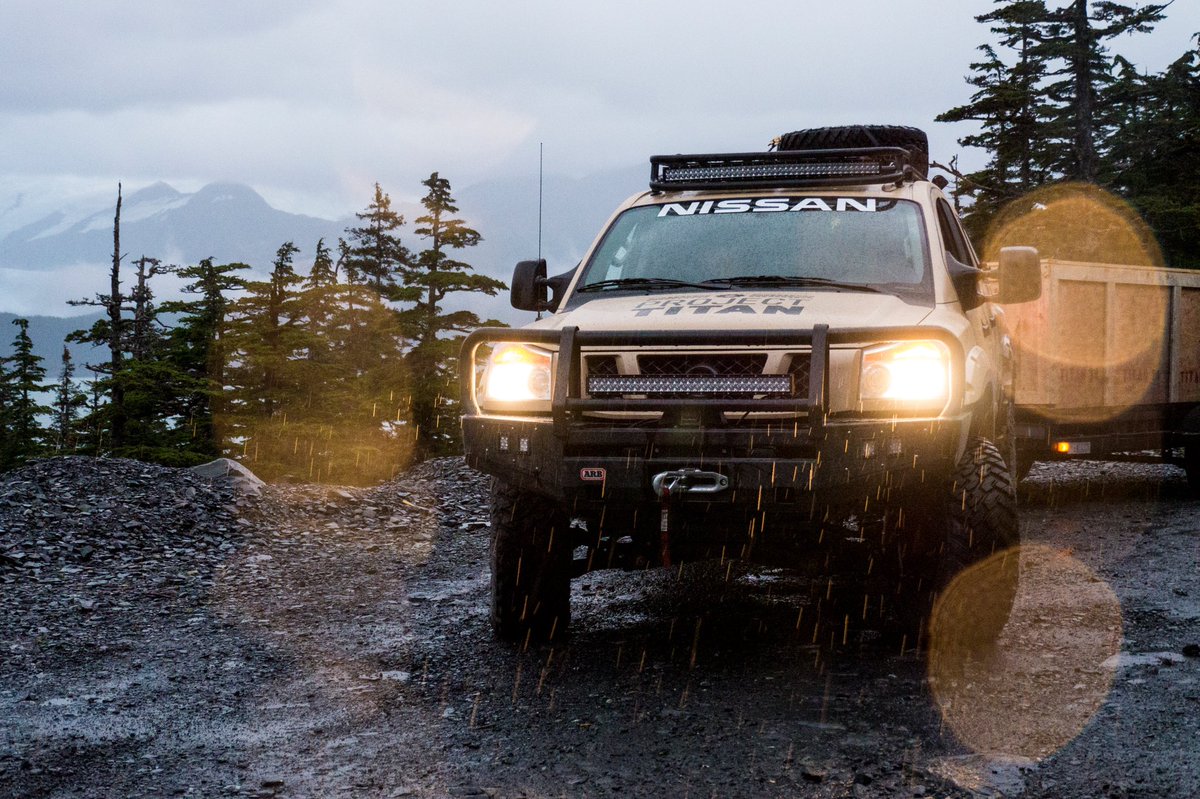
[649,147,917,191]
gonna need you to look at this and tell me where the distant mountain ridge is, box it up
[0,311,105,377]
[0,182,348,273]
[0,166,651,367]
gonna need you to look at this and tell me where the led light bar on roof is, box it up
[649,147,913,191]
[661,161,885,184]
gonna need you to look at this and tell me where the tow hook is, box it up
[651,468,730,497]
[651,469,729,567]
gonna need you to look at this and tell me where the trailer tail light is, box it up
[1054,441,1091,455]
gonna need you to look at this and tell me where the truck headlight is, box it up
[860,341,949,405]
[481,343,553,407]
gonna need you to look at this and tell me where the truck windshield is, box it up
[575,197,930,294]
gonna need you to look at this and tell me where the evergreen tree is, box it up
[1035,0,1166,182]
[939,0,1172,244]
[936,0,1054,235]
[226,242,306,422]
[401,172,506,455]
[0,319,50,469]
[224,238,412,483]
[113,252,203,462]
[50,346,87,454]
[159,257,250,457]
[1107,40,1200,267]
[300,239,339,367]
[78,370,107,456]
[70,242,209,464]
[67,185,129,451]
[343,184,414,304]
[0,351,11,466]
[128,256,167,361]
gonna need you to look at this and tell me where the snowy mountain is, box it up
[0,165,650,366]
[0,181,348,274]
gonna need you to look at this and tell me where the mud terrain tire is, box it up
[776,125,929,175]
[489,480,572,643]
[888,438,1019,648]
[929,437,1021,648]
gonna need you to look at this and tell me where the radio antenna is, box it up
[536,142,544,320]
[537,142,544,263]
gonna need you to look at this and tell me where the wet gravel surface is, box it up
[1,456,1198,798]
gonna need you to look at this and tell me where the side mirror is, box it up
[995,246,1041,304]
[511,259,548,311]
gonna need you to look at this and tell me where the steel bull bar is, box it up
[460,324,965,432]
[461,324,966,567]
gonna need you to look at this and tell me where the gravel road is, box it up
[1,456,1197,798]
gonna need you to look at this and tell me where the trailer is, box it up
[1005,258,1200,489]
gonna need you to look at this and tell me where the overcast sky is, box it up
[1,1,1196,220]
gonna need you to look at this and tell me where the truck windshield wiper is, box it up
[701,275,886,293]
[575,277,725,293]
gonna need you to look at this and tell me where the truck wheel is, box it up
[489,480,572,643]
[930,438,1021,649]
[775,125,929,175]
[891,438,1019,648]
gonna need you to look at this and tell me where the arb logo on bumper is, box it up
[580,468,606,482]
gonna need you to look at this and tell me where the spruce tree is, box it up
[223,238,411,483]
[939,0,1172,243]
[936,0,1054,235]
[160,257,250,456]
[1107,40,1200,267]
[402,172,506,455]
[128,256,167,361]
[226,242,306,422]
[50,346,87,454]
[1036,0,1166,183]
[78,370,107,456]
[224,242,317,477]
[343,184,414,304]
[0,319,50,469]
[67,185,129,451]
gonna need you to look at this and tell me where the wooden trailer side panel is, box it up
[1007,260,1200,411]
[1180,287,1200,403]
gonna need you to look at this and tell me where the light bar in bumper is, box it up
[460,325,964,430]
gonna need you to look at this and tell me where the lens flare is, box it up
[987,184,1178,425]
[928,544,1123,760]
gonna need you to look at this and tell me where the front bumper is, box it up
[463,414,966,511]
[461,324,969,511]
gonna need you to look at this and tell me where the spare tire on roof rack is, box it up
[774,125,929,177]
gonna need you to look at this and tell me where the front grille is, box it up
[787,354,811,397]
[638,353,766,377]
[585,356,619,376]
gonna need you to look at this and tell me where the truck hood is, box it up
[530,290,934,332]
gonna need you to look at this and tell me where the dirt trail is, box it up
[1,457,1197,798]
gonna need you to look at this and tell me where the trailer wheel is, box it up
[489,480,572,643]
[893,438,1020,649]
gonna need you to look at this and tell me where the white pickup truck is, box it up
[461,125,1043,647]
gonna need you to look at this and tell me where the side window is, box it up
[935,199,974,266]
